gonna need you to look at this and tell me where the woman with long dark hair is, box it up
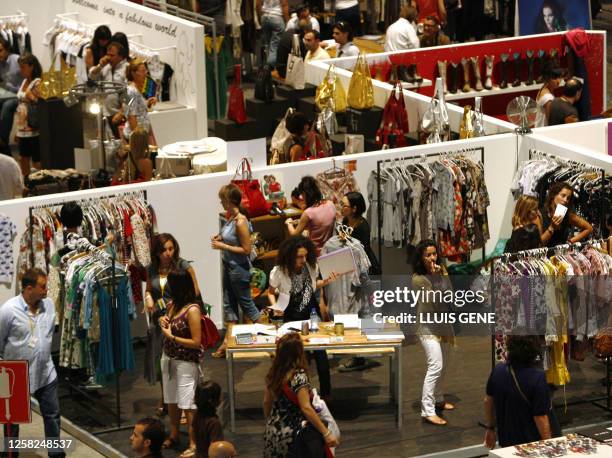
[145,233,201,416]
[286,176,337,254]
[540,181,592,247]
[267,236,339,400]
[413,239,455,426]
[15,53,42,176]
[211,184,263,358]
[535,63,563,128]
[535,1,567,33]
[159,270,203,456]
[263,333,339,457]
[193,381,223,458]
[84,25,112,70]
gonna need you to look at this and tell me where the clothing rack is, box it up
[375,146,486,272]
[528,149,607,237]
[0,11,28,25]
[27,190,148,266]
[490,238,612,413]
[61,234,133,433]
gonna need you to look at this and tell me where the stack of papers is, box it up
[333,314,360,329]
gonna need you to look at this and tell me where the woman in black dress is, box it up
[539,182,592,247]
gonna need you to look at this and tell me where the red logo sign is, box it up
[0,361,31,424]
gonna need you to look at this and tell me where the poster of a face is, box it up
[517,0,592,36]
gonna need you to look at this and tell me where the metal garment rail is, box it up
[528,149,607,237]
[26,190,147,434]
[490,238,612,413]
[375,146,486,272]
[142,0,221,120]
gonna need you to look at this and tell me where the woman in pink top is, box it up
[285,176,337,253]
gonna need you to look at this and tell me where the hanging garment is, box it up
[0,214,17,284]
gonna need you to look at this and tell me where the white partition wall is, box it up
[534,119,610,155]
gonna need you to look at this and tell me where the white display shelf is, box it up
[400,78,433,90]
[445,82,541,101]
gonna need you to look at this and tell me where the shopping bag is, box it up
[285,34,305,90]
[315,65,347,113]
[230,158,271,217]
[270,107,295,164]
[347,53,374,110]
[227,64,247,124]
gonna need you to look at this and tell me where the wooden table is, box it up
[226,327,404,432]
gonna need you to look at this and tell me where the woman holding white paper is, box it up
[540,182,592,247]
[413,239,455,426]
[267,236,338,400]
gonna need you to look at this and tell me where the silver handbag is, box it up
[421,77,450,143]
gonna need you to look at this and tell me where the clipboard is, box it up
[318,247,357,279]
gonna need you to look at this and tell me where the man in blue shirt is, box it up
[0,268,65,457]
[0,37,22,156]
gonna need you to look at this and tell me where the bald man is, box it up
[208,441,237,458]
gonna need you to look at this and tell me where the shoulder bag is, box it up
[285,34,306,90]
[301,118,331,161]
[39,53,76,100]
[255,48,275,103]
[230,158,271,217]
[270,107,295,164]
[375,82,408,148]
[347,53,374,110]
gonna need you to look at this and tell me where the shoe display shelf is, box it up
[445,81,541,101]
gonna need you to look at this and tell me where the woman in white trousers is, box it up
[412,239,455,426]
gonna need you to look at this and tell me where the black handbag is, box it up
[254,64,274,103]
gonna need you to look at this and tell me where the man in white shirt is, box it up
[285,5,320,32]
[304,30,330,62]
[0,153,23,200]
[384,3,420,51]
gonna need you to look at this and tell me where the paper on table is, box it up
[231,324,276,337]
[278,321,307,334]
[308,338,330,344]
[333,314,360,329]
[366,334,405,341]
[269,292,290,312]
[318,247,357,279]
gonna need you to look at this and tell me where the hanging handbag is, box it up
[230,158,271,217]
[317,99,338,135]
[315,65,347,113]
[227,64,247,124]
[347,53,374,110]
[595,327,612,357]
[421,77,450,143]
[285,34,305,90]
[270,107,295,164]
[301,118,331,161]
[39,54,76,100]
[375,82,408,148]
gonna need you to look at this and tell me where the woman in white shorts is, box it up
[159,269,203,457]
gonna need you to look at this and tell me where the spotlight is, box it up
[89,101,101,115]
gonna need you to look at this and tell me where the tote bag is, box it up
[315,65,347,112]
[230,158,271,217]
[270,107,295,164]
[285,34,305,90]
[39,54,76,100]
[347,53,374,110]
[375,82,408,148]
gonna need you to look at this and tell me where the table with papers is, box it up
[226,321,405,432]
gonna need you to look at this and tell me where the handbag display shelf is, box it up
[38,97,84,170]
[275,83,317,108]
[245,91,293,137]
[214,117,261,141]
[346,106,384,139]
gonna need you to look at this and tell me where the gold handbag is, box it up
[347,53,374,110]
[39,54,77,100]
[315,65,347,113]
